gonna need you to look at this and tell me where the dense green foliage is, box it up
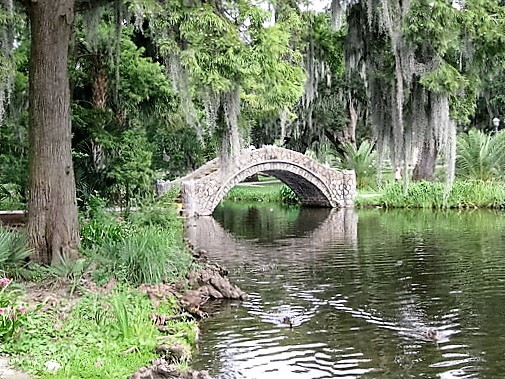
[0,198,196,377]
[80,196,192,286]
[1,0,505,212]
[279,184,300,204]
[0,0,308,210]
[1,1,505,375]
[225,183,284,203]
[330,140,377,189]
[224,181,300,204]
[357,181,505,209]
[405,0,505,124]
[456,129,505,181]
[0,228,31,275]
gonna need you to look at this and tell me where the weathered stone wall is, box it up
[158,146,356,217]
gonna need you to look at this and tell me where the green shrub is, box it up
[359,180,505,209]
[448,181,505,208]
[330,140,377,189]
[93,226,192,286]
[80,194,134,250]
[0,184,25,211]
[127,205,182,229]
[382,181,446,208]
[279,185,299,204]
[80,216,133,250]
[81,196,193,286]
[0,228,32,274]
[224,183,283,202]
[456,129,505,181]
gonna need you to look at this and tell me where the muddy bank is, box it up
[129,358,212,379]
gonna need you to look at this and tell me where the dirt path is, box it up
[0,357,31,379]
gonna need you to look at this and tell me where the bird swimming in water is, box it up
[423,328,439,341]
[281,316,293,328]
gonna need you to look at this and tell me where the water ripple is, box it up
[191,207,505,378]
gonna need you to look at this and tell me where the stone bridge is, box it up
[157,146,356,217]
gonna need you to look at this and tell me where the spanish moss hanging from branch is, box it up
[220,86,242,174]
[291,28,332,153]
[344,0,458,190]
[166,52,201,140]
[0,0,14,125]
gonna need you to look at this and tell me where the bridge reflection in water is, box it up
[185,207,358,261]
[187,205,365,378]
[190,206,498,378]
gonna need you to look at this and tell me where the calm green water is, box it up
[189,203,505,378]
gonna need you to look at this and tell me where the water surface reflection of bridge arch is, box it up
[160,146,356,217]
[185,207,358,259]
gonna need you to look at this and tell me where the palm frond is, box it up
[456,129,503,181]
[330,140,377,189]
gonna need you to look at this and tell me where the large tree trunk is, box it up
[26,0,79,265]
[344,95,358,147]
[412,138,438,181]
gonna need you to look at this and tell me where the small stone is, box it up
[44,359,61,372]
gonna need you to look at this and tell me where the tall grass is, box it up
[7,287,197,378]
[225,183,284,202]
[357,181,505,209]
[224,182,301,205]
[80,196,193,286]
[96,226,192,285]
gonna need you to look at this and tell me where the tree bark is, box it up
[26,0,80,265]
[412,138,438,181]
[344,94,358,147]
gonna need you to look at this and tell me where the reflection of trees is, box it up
[356,209,505,371]
[213,202,309,242]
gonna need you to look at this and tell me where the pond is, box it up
[188,202,505,378]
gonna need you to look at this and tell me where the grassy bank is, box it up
[6,285,197,378]
[225,181,299,204]
[357,180,505,209]
[0,196,198,378]
[224,177,505,210]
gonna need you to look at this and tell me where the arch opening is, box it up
[262,170,332,207]
[208,160,336,214]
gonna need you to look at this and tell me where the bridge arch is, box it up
[212,160,335,212]
[159,146,356,217]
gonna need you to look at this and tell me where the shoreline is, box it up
[1,245,244,379]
